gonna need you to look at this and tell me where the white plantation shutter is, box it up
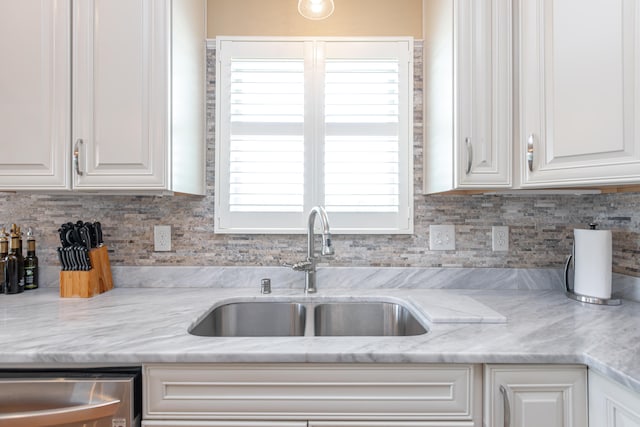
[215,38,413,234]
[229,59,305,213]
[324,59,401,214]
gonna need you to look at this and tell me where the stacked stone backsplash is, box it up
[0,42,638,278]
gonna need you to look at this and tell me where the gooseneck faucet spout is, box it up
[291,206,334,293]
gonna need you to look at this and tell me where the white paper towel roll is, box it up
[574,228,612,299]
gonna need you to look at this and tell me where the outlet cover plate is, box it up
[492,226,509,251]
[154,225,172,252]
[429,224,455,250]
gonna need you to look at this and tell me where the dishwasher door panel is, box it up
[0,375,139,427]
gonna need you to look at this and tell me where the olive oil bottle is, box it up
[24,228,38,290]
[0,231,7,294]
[11,224,24,288]
[5,231,23,294]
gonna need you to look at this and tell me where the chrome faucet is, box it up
[291,206,334,293]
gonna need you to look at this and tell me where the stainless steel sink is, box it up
[314,302,428,336]
[189,302,306,337]
[189,300,428,337]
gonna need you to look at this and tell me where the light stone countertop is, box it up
[1,269,640,395]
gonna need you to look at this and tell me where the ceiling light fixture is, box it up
[298,0,335,20]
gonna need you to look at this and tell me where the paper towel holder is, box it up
[564,223,621,305]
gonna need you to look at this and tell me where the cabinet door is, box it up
[518,0,640,187]
[484,365,587,427]
[72,0,168,190]
[589,370,640,427]
[456,0,512,188]
[142,423,473,427]
[0,0,70,190]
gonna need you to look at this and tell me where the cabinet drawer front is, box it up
[143,422,306,427]
[141,423,475,427]
[144,364,480,421]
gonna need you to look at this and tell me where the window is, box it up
[215,37,413,234]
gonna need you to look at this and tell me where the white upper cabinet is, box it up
[0,0,206,194]
[72,0,169,191]
[424,0,512,194]
[518,0,640,187]
[0,0,71,190]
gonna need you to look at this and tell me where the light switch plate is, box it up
[429,225,455,250]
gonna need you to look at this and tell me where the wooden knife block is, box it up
[59,246,113,298]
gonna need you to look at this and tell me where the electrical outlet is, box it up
[492,226,509,251]
[154,225,172,252]
[429,224,456,250]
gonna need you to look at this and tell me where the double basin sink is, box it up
[189,299,429,337]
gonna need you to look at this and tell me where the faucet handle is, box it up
[287,260,313,271]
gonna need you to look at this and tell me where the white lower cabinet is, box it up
[589,370,640,427]
[143,364,482,427]
[484,365,587,427]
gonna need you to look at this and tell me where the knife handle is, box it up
[95,222,103,246]
[57,247,67,271]
[78,226,91,250]
[67,247,77,271]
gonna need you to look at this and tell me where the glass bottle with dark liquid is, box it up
[5,231,23,294]
[24,228,38,290]
[11,224,24,289]
[0,231,7,294]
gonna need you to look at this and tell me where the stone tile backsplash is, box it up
[0,43,638,277]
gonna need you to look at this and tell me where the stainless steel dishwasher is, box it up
[0,367,141,427]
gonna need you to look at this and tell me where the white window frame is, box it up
[214,36,414,234]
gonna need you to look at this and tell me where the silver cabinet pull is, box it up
[73,139,84,176]
[465,137,473,175]
[526,134,535,172]
[500,385,511,427]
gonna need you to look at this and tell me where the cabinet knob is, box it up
[74,139,84,176]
